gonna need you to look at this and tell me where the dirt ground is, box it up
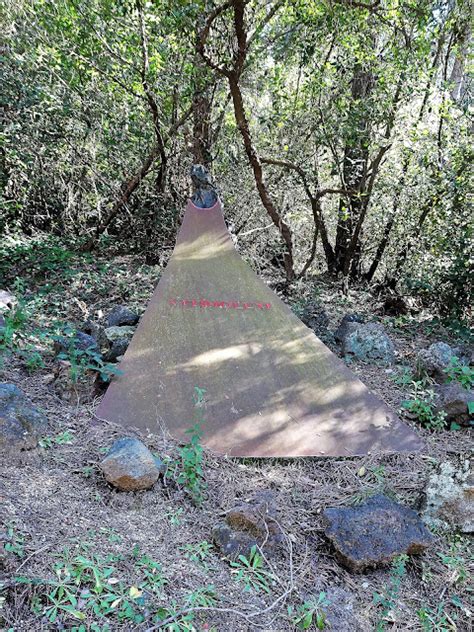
[1,250,473,631]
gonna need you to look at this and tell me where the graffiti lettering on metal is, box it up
[168,298,272,310]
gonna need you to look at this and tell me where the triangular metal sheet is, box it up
[97,200,424,457]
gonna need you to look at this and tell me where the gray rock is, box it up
[81,320,108,350]
[434,382,473,426]
[104,338,130,362]
[0,290,16,310]
[334,314,365,344]
[212,524,258,560]
[340,322,395,365]
[54,332,99,357]
[323,586,365,632]
[225,492,282,545]
[423,461,473,534]
[0,383,48,454]
[417,342,467,383]
[100,437,163,491]
[323,494,434,571]
[214,491,282,560]
[106,306,139,328]
[190,164,218,209]
[104,326,135,343]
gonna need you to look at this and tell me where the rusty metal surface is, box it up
[97,200,424,457]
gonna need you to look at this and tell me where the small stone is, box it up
[323,494,434,571]
[416,342,468,383]
[52,360,98,404]
[81,320,108,350]
[334,314,365,344]
[0,383,48,454]
[100,437,162,491]
[104,326,136,343]
[214,491,282,560]
[323,586,365,632]
[225,494,281,544]
[212,524,258,560]
[0,290,16,310]
[340,322,395,365]
[191,165,218,209]
[434,382,473,426]
[106,306,139,328]
[54,332,99,357]
[103,338,129,363]
[423,461,473,534]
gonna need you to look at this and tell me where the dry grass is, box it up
[1,251,473,631]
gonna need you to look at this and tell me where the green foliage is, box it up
[176,423,206,505]
[373,554,408,631]
[444,357,474,390]
[0,237,76,284]
[55,333,120,383]
[20,348,46,372]
[417,601,460,631]
[165,507,184,526]
[391,366,414,387]
[39,430,75,449]
[180,541,213,568]
[5,524,25,558]
[288,592,330,630]
[175,387,208,505]
[230,546,275,594]
[401,381,447,430]
[0,280,31,354]
[2,0,471,315]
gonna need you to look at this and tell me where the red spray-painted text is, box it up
[169,298,272,310]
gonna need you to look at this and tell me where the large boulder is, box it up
[323,494,434,571]
[423,461,473,534]
[0,383,48,454]
[339,322,395,365]
[100,437,163,491]
[434,382,473,426]
[416,342,468,383]
[106,306,139,328]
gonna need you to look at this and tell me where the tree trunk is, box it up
[334,67,373,275]
[80,145,161,251]
[228,72,295,280]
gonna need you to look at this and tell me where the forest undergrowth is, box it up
[1,239,472,631]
